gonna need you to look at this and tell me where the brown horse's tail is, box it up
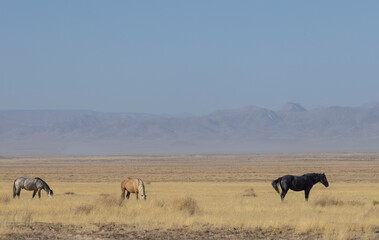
[120,180,124,191]
[271,177,282,194]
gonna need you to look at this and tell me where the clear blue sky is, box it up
[1,1,378,115]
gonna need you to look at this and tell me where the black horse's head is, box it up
[320,173,329,187]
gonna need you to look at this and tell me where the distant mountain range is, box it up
[1,103,379,156]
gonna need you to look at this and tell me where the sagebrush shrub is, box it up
[172,196,198,215]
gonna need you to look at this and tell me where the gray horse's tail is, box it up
[272,177,282,194]
[13,179,17,198]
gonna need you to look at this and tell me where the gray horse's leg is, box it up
[32,190,37,198]
[13,188,18,198]
[38,189,41,198]
[16,189,21,199]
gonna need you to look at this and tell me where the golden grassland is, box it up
[0,153,378,239]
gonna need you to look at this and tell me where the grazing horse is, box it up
[13,177,53,199]
[272,173,329,201]
[121,178,146,200]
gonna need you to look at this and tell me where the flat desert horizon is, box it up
[0,153,378,239]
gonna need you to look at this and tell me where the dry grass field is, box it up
[0,153,378,239]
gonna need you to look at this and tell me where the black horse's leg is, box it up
[304,188,311,201]
[280,182,288,201]
[280,189,288,201]
[126,192,130,199]
[32,190,37,198]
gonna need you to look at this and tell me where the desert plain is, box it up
[0,153,378,239]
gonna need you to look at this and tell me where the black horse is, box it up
[272,173,329,201]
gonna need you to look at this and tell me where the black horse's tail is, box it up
[271,177,282,194]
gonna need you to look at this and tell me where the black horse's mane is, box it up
[303,173,324,184]
[302,173,321,177]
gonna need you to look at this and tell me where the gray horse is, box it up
[13,177,53,199]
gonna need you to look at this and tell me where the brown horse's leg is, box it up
[126,192,130,199]
[121,188,125,200]
[136,192,139,200]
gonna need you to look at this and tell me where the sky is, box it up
[1,1,378,115]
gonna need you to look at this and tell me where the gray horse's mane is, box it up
[35,177,51,190]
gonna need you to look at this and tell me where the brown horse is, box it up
[121,178,146,200]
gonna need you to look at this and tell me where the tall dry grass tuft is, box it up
[345,200,364,206]
[172,196,199,215]
[0,223,10,235]
[75,205,94,215]
[314,196,344,207]
[153,199,166,208]
[243,188,257,197]
[96,194,123,207]
[0,194,10,204]
[21,212,33,225]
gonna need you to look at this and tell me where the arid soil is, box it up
[2,223,326,240]
[1,154,378,239]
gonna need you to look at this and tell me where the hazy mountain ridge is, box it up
[1,103,379,156]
